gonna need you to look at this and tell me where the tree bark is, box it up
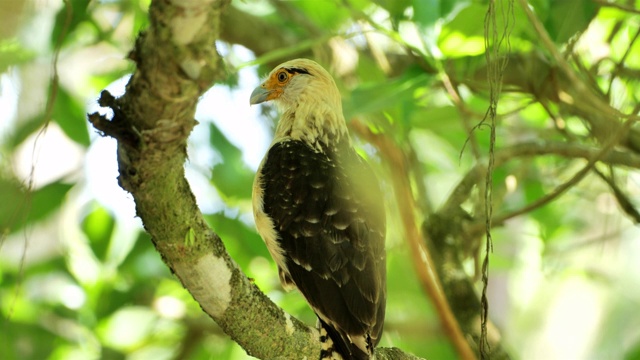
[88,0,422,359]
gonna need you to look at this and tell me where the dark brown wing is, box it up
[260,138,386,359]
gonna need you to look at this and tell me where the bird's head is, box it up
[250,59,348,148]
[250,59,341,109]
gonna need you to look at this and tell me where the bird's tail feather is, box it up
[319,325,343,360]
[318,319,370,360]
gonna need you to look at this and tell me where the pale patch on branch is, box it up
[168,0,216,45]
[284,312,295,336]
[174,254,232,318]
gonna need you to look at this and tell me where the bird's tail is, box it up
[319,324,344,360]
[318,319,370,360]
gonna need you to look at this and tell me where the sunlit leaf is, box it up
[437,3,486,57]
[291,0,351,29]
[345,65,431,119]
[439,2,536,57]
[0,39,35,74]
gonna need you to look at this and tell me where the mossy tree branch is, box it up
[88,1,421,359]
[88,0,319,358]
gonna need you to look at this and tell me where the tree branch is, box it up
[89,0,319,358]
[87,1,422,359]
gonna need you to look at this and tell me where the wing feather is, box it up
[259,138,386,358]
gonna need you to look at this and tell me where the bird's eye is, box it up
[277,71,288,83]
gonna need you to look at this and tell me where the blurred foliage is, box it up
[2,0,640,359]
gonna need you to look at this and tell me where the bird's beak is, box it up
[250,85,272,105]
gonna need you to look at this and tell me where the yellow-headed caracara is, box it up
[250,59,386,360]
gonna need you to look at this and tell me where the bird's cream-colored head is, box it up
[250,59,348,149]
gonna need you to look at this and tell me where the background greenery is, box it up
[2,0,640,359]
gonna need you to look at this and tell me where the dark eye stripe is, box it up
[285,67,311,75]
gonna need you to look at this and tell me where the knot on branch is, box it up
[88,90,141,148]
[88,90,198,149]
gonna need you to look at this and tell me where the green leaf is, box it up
[81,204,115,262]
[28,182,74,226]
[184,227,196,246]
[291,0,351,29]
[119,232,169,281]
[439,2,536,57]
[543,0,597,44]
[0,179,73,234]
[437,3,486,57]
[521,168,563,240]
[409,105,459,128]
[242,33,335,69]
[344,65,431,119]
[209,123,254,201]
[53,87,91,147]
[408,105,469,150]
[413,0,440,28]
[7,88,91,152]
[205,213,268,262]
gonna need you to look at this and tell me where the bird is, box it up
[250,58,386,360]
